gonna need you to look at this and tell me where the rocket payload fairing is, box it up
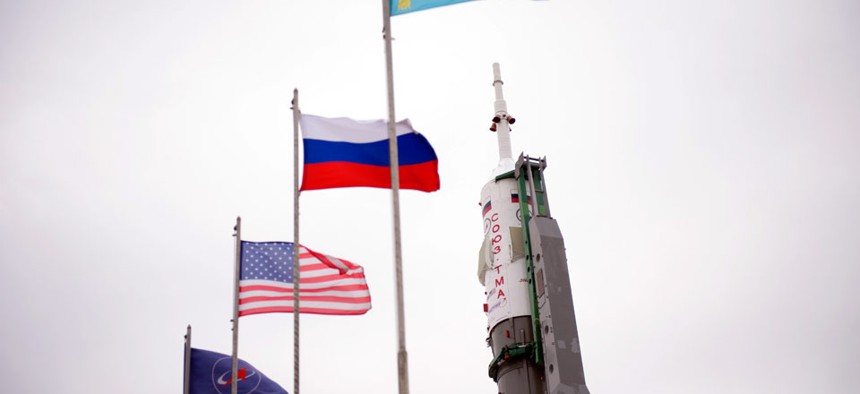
[478,64,590,394]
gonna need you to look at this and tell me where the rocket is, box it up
[478,63,590,394]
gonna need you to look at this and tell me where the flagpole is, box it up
[291,88,301,394]
[381,2,410,393]
[184,324,191,394]
[231,216,242,394]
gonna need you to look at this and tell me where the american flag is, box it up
[238,241,371,316]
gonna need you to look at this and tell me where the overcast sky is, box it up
[2,1,859,393]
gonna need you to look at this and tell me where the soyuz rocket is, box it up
[478,63,590,394]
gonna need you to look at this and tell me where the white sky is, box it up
[2,0,860,393]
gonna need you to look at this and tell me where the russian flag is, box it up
[511,192,531,203]
[300,114,440,192]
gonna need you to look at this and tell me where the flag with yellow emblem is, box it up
[390,0,475,16]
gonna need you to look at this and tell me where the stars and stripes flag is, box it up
[239,241,371,316]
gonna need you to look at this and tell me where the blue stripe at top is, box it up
[303,133,437,166]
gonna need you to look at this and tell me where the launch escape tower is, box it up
[478,64,589,394]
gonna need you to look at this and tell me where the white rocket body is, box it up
[480,178,531,328]
[479,63,590,394]
[479,175,546,394]
[477,63,546,394]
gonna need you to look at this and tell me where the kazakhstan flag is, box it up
[390,0,475,16]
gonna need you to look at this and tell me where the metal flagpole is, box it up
[184,325,191,394]
[381,2,410,393]
[231,216,242,394]
[291,88,301,394]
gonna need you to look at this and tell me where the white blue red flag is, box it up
[239,241,371,316]
[188,347,288,394]
[299,114,440,192]
[390,0,475,15]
